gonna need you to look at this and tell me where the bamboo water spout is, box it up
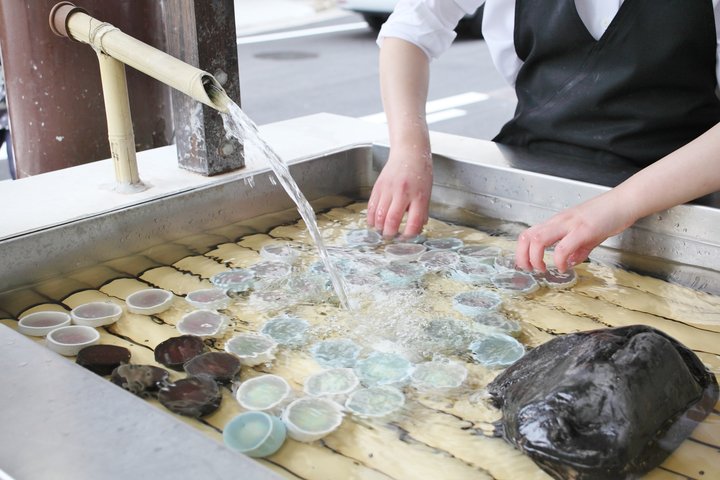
[49,2,230,192]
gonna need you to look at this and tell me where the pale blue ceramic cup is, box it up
[223,411,286,458]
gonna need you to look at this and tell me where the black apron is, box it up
[494,0,720,167]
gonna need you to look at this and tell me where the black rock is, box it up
[158,376,222,417]
[183,351,241,383]
[154,335,206,371]
[76,345,131,376]
[488,325,718,480]
[110,364,170,396]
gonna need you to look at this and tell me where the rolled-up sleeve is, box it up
[377,0,483,60]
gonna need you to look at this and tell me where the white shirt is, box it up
[378,0,720,86]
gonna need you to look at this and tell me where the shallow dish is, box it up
[453,290,503,316]
[225,333,278,366]
[354,351,414,387]
[70,302,123,328]
[379,261,426,287]
[473,312,522,337]
[176,310,228,337]
[535,267,578,289]
[210,269,255,292]
[223,411,287,458]
[410,360,468,392]
[76,344,131,376]
[235,374,292,411]
[250,261,293,289]
[260,315,309,347]
[345,228,382,247]
[457,245,502,259]
[18,310,71,336]
[158,376,222,417]
[46,325,100,356]
[418,250,460,271]
[281,397,344,442]
[111,364,169,395]
[304,368,359,397]
[154,334,207,371]
[384,243,427,262]
[450,259,495,284]
[310,338,362,368]
[183,351,241,383]
[260,243,300,264]
[125,288,174,315]
[423,237,464,250]
[345,386,405,418]
[185,288,231,310]
[491,271,539,295]
[469,333,526,368]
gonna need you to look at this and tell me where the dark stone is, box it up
[76,345,131,376]
[110,364,170,396]
[158,376,222,417]
[154,335,206,371]
[488,325,719,480]
[183,351,241,383]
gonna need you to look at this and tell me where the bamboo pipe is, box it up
[48,2,231,192]
[96,52,144,191]
[49,2,229,112]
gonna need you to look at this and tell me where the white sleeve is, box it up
[482,0,523,85]
[377,0,485,60]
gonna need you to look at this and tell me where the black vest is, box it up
[494,0,720,167]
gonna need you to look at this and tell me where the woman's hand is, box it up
[367,145,432,238]
[515,191,637,272]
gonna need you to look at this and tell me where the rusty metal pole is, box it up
[163,0,244,176]
[0,0,173,178]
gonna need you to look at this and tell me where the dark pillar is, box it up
[163,0,244,176]
[0,0,173,178]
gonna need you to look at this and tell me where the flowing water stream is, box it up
[214,90,351,310]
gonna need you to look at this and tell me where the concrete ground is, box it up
[0,0,343,182]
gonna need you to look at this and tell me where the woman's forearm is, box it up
[379,37,431,152]
[613,122,720,223]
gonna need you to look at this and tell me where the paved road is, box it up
[236,12,517,141]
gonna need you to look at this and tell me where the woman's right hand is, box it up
[367,144,433,238]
